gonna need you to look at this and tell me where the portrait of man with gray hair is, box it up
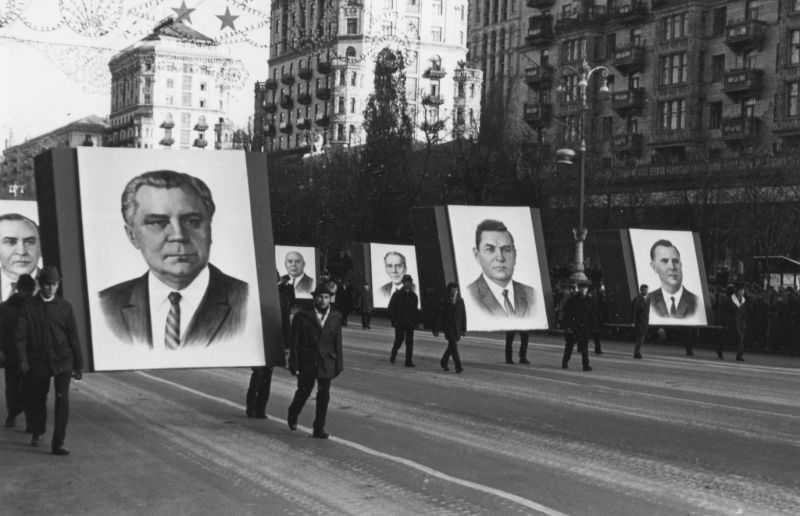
[98,170,248,349]
[0,213,41,300]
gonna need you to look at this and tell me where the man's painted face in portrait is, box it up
[474,230,516,286]
[0,219,40,280]
[285,252,306,277]
[384,253,406,284]
[650,244,683,293]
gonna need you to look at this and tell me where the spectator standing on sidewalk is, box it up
[359,283,373,329]
[631,284,650,359]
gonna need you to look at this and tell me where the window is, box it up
[165,95,174,105]
[144,93,151,104]
[712,55,725,82]
[698,52,706,82]
[734,49,756,69]
[712,7,726,36]
[662,13,688,41]
[563,39,586,62]
[660,53,688,85]
[182,92,191,106]
[431,26,442,42]
[456,5,465,20]
[382,22,393,35]
[745,0,761,21]
[346,17,358,34]
[659,99,686,130]
[789,82,800,117]
[742,97,756,117]
[794,0,800,13]
[433,0,442,15]
[563,75,580,103]
[180,129,191,145]
[200,82,207,91]
[709,101,723,129]
[338,96,345,114]
[350,71,357,86]
[182,75,192,90]
[181,113,191,126]
[630,28,642,46]
[350,98,356,113]
[199,98,206,108]
[791,30,800,65]
[182,63,193,73]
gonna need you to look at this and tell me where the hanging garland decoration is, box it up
[19,1,66,32]
[58,0,124,38]
[0,0,25,28]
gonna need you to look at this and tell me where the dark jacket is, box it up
[466,275,535,318]
[647,288,699,319]
[388,288,420,328]
[435,294,467,342]
[563,293,593,333]
[15,295,83,378]
[288,307,343,379]
[631,294,650,328]
[0,292,30,366]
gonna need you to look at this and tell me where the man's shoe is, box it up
[595,350,603,355]
[31,434,41,447]
[686,351,695,356]
[254,413,268,420]
[389,352,397,364]
[561,360,568,369]
[455,366,463,374]
[440,359,449,371]
[3,417,15,428]
[245,407,255,418]
[582,365,593,371]
[287,412,297,431]
[633,353,643,359]
[51,447,70,456]
[312,430,329,439]
[736,355,745,362]
[716,351,724,360]
[519,358,531,364]
[505,359,514,364]
[405,363,416,368]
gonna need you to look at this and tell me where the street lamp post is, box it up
[555,57,609,283]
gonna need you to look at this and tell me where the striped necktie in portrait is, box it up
[503,289,515,316]
[165,291,182,349]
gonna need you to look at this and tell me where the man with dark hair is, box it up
[99,170,248,348]
[0,213,41,301]
[646,239,698,320]
[467,219,535,318]
[16,266,83,455]
[0,273,36,428]
[561,281,593,371]
[631,284,650,359]
[287,284,344,439]
[388,274,420,367]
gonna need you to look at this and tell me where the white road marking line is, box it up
[135,371,569,516]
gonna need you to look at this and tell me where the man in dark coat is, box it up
[1,273,36,428]
[631,284,650,359]
[388,275,420,367]
[359,283,373,329]
[434,283,467,373]
[287,284,343,439]
[731,285,748,362]
[561,281,593,371]
[16,266,83,455]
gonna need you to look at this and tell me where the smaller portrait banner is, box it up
[275,245,317,300]
[369,243,420,309]
[0,200,42,301]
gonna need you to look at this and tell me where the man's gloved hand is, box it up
[72,370,82,380]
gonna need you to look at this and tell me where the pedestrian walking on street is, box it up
[359,283,373,329]
[631,284,650,359]
[245,366,273,419]
[434,283,466,373]
[732,284,748,362]
[15,266,83,455]
[337,279,354,327]
[388,275,420,367]
[287,284,343,439]
[1,273,36,429]
[504,331,530,364]
[561,281,593,371]
[589,284,607,354]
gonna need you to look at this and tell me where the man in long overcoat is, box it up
[287,284,343,439]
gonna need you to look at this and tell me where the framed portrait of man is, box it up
[629,228,708,326]
[275,245,317,299]
[447,206,550,332]
[368,243,420,309]
[0,200,42,301]
[35,148,282,372]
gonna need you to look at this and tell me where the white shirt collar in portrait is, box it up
[661,285,685,309]
[148,266,210,351]
[482,273,515,312]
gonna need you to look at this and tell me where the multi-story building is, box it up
[107,18,237,150]
[471,0,800,167]
[259,0,482,154]
[0,115,108,199]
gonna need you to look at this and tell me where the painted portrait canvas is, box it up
[369,243,420,309]
[274,245,317,299]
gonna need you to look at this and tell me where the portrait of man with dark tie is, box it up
[98,170,248,349]
[466,219,535,319]
[645,239,698,320]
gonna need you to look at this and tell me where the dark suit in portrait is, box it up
[647,288,698,319]
[292,274,314,296]
[467,275,535,318]
[99,264,248,347]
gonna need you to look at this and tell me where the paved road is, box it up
[2,323,799,515]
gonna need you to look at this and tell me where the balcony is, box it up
[298,93,312,105]
[524,65,553,89]
[612,133,644,155]
[652,0,682,8]
[611,88,645,115]
[315,115,331,127]
[316,87,332,101]
[298,65,313,80]
[525,15,554,47]
[279,122,293,134]
[262,100,277,114]
[280,94,293,109]
[159,120,174,129]
[725,19,768,50]
[650,128,700,145]
[527,0,554,8]
[317,60,332,75]
[296,117,312,130]
[722,68,764,97]
[523,103,553,128]
[159,137,174,146]
[193,137,208,148]
[612,2,649,25]
[721,116,760,141]
[772,116,800,134]
[281,72,295,85]
[423,65,447,80]
[422,94,445,106]
[613,44,647,74]
[263,78,278,90]
[193,122,208,131]
[555,9,609,35]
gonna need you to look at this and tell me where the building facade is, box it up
[470,0,799,167]
[257,0,482,154]
[107,19,236,150]
[0,115,108,199]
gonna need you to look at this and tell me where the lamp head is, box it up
[556,148,576,165]
[599,82,610,94]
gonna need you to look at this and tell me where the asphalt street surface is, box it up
[2,321,799,515]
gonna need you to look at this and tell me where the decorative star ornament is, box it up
[172,1,195,24]
[216,6,239,31]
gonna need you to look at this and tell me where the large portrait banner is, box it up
[369,243,420,309]
[76,148,267,371]
[629,228,708,326]
[447,205,549,331]
[275,245,317,299]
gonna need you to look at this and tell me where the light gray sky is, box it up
[0,0,267,144]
